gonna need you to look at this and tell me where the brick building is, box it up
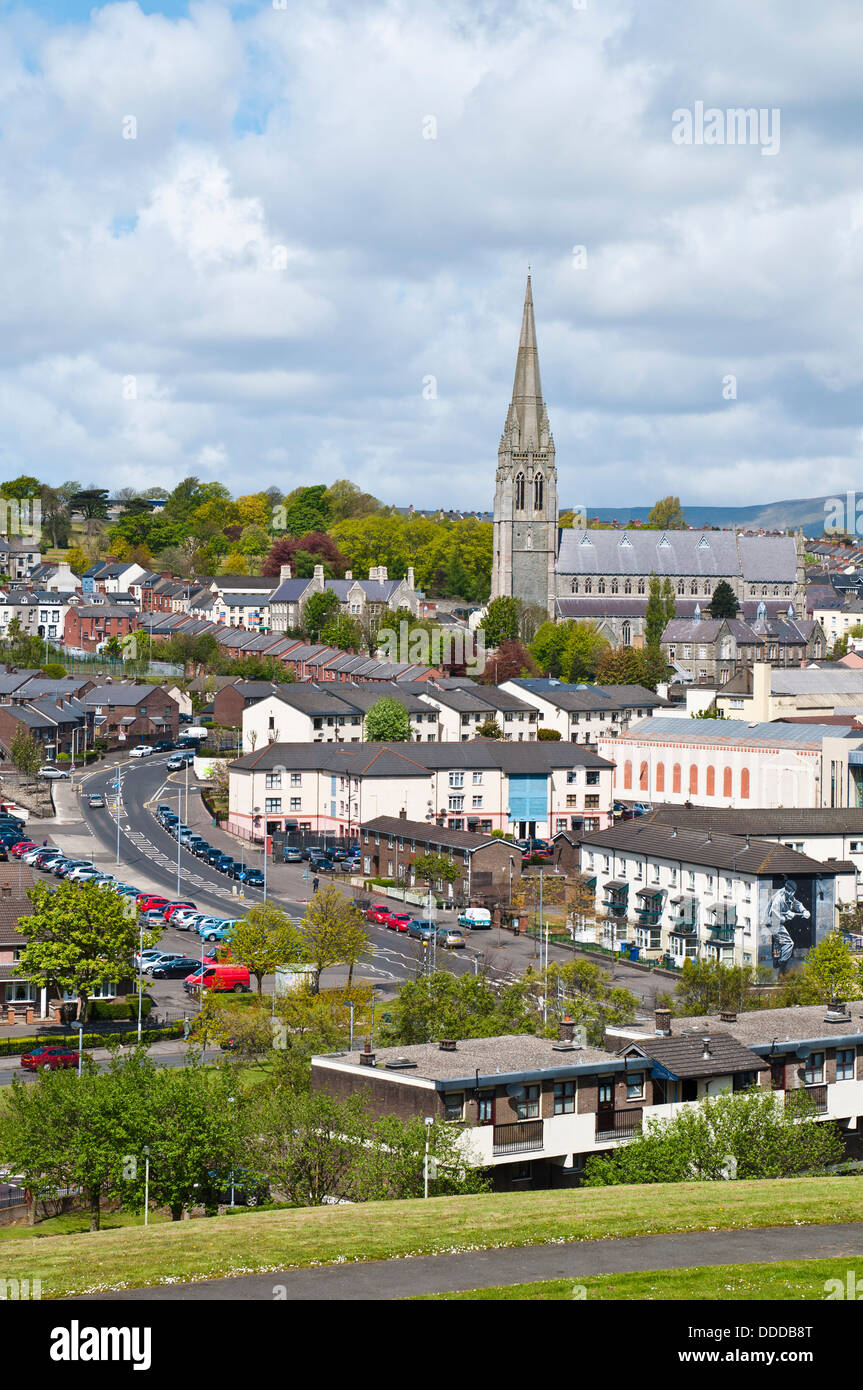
[64,604,137,653]
[359,815,523,900]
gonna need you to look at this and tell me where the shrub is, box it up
[88,998,154,1021]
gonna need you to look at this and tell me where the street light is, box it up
[143,1145,150,1226]
[423,1116,434,1199]
[73,1021,84,1079]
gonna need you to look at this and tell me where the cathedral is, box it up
[491,276,807,637]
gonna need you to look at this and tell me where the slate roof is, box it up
[508,679,667,712]
[233,739,612,775]
[581,820,829,875]
[646,805,863,836]
[613,716,861,749]
[557,529,797,580]
[628,1032,768,1078]
[362,815,503,852]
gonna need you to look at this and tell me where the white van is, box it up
[458,907,492,930]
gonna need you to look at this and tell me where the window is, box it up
[515,473,525,509]
[554,1081,576,1114]
[265,773,282,789]
[533,472,544,511]
[598,1079,613,1106]
[444,1092,464,1122]
[625,1072,644,1100]
[516,1084,540,1120]
[837,1048,855,1081]
[477,1091,493,1123]
[586,769,599,785]
[472,796,483,808]
[449,771,464,788]
[472,772,483,785]
[265,797,281,813]
[448,795,464,811]
[804,1052,825,1086]
[290,797,301,811]
[290,773,301,786]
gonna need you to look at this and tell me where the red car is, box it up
[20,1045,87,1071]
[365,903,391,924]
[163,901,197,921]
[137,893,169,912]
[11,841,37,857]
[384,912,412,932]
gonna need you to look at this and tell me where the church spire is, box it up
[508,272,545,451]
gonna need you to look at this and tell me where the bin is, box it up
[629,945,640,962]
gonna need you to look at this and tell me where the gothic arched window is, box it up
[584,578,592,594]
[533,473,544,511]
[514,473,525,510]
[610,578,618,594]
[677,580,685,595]
[571,579,579,594]
[622,621,631,644]
[690,581,698,595]
[597,578,606,593]
[624,579,632,594]
[637,578,645,595]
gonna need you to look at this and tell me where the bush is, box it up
[0,1023,184,1056]
[55,752,71,763]
[85,750,98,764]
[536,727,562,741]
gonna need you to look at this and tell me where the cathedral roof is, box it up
[557,528,797,580]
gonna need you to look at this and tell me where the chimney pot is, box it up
[438,1039,457,1052]
[701,1036,712,1058]
[655,1007,672,1036]
[359,1049,376,1067]
[719,1010,737,1023]
[558,1017,575,1043]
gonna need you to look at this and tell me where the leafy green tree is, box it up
[412,851,460,894]
[16,881,161,1023]
[530,620,570,676]
[661,576,677,626]
[228,902,307,997]
[66,544,89,575]
[672,959,770,1016]
[321,614,363,651]
[0,474,41,499]
[708,580,741,619]
[323,479,381,523]
[584,1089,843,1186]
[536,727,562,740]
[303,588,340,640]
[595,645,649,686]
[561,620,609,682]
[301,884,370,991]
[365,696,412,742]
[9,727,40,778]
[647,496,686,530]
[799,930,862,1005]
[480,596,519,647]
[476,717,503,739]
[238,524,270,558]
[68,488,110,520]
[277,485,331,537]
[645,572,666,648]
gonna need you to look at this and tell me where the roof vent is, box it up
[719,1010,737,1023]
[438,1039,457,1052]
[385,1058,418,1070]
[701,1036,712,1059]
[825,1001,851,1024]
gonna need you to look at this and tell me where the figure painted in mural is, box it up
[766,878,810,974]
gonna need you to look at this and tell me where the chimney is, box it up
[438,1039,457,1052]
[719,1010,737,1023]
[655,1008,672,1036]
[359,1045,376,1067]
[279,564,292,582]
[345,570,352,581]
[701,1036,712,1059]
[407,566,415,589]
[313,564,324,582]
[0,882,11,898]
[670,827,677,838]
[558,1016,575,1043]
[706,829,712,842]
[378,565,388,583]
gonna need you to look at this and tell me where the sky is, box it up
[2,0,863,510]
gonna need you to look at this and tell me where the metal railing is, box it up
[805,1084,829,1113]
[492,1120,544,1156]
[595,1108,643,1141]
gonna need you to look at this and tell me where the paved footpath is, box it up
[84,1221,863,1301]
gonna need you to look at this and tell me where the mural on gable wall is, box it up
[757,874,833,976]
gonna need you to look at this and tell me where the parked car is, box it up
[38,765,70,780]
[163,901,197,921]
[20,1045,87,1071]
[173,911,206,932]
[57,860,94,879]
[153,740,174,752]
[192,841,212,858]
[140,906,170,925]
[631,802,652,817]
[385,912,413,933]
[128,745,153,758]
[199,922,237,944]
[216,856,236,874]
[365,903,391,924]
[436,928,466,949]
[407,918,435,940]
[150,956,201,980]
[137,893,170,912]
[134,948,170,969]
[156,804,173,817]
[10,841,37,857]
[235,867,265,886]
[67,866,102,883]
[141,951,190,974]
[458,907,492,930]
[183,963,250,994]
[283,848,303,863]
[87,794,105,808]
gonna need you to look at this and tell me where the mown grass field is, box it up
[416,1257,863,1300]
[2,1176,863,1299]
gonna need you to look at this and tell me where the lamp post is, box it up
[176,781,182,897]
[73,1021,83,1079]
[348,1000,354,1051]
[423,1116,434,1199]
[137,910,144,1043]
[143,1145,150,1226]
[114,764,124,866]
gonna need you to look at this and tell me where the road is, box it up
[38,750,667,1023]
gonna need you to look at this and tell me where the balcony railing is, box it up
[707,925,736,943]
[492,1120,544,1156]
[805,1084,828,1113]
[595,1108,643,1141]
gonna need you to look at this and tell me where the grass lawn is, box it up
[2,1176,863,1299]
[416,1256,862,1301]
[0,1209,170,1241]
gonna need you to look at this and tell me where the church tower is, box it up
[491,274,558,617]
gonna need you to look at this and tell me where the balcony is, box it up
[595,1108,643,1142]
[804,1084,828,1114]
[707,925,736,943]
[492,1120,544,1156]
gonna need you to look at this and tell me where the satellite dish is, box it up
[505,1083,526,1100]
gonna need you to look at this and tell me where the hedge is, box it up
[0,1023,184,1056]
[88,998,154,1021]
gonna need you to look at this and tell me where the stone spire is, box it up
[506,273,548,452]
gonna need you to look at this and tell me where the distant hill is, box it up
[574,496,836,534]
